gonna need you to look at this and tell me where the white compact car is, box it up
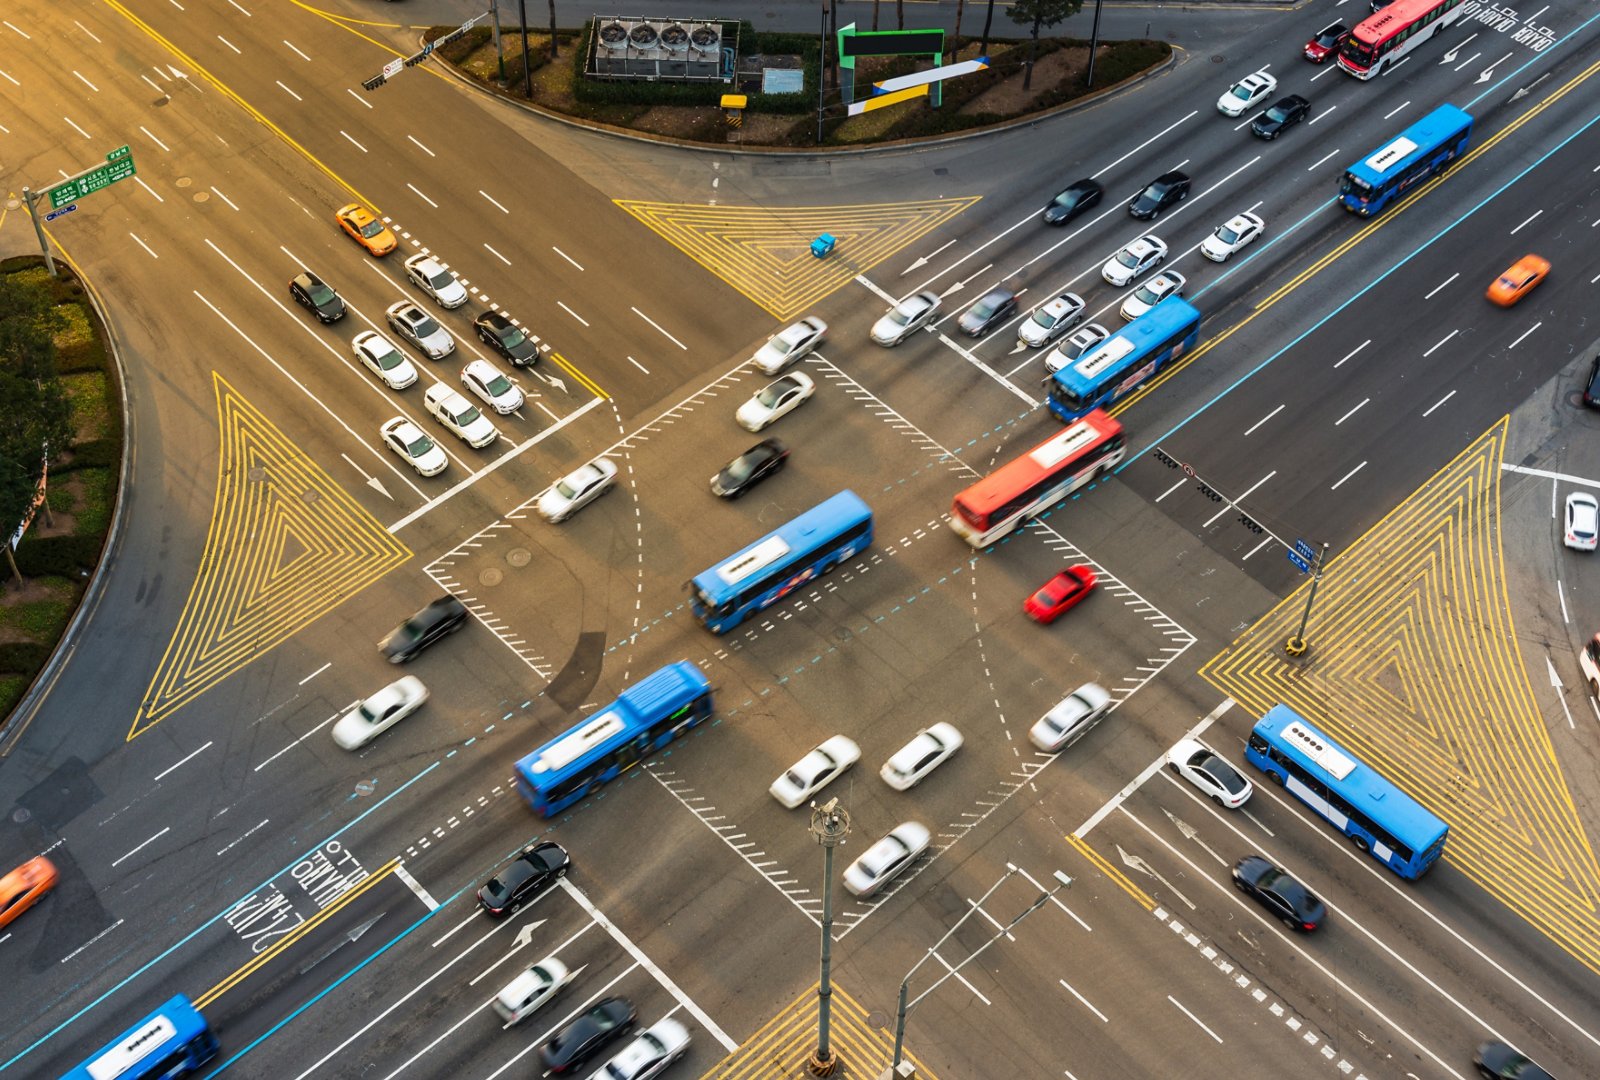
[1102,235,1167,287]
[460,358,524,415]
[1028,682,1112,752]
[1167,739,1254,808]
[880,722,963,790]
[423,384,499,448]
[769,735,860,808]
[870,291,942,346]
[537,456,619,522]
[1119,271,1186,321]
[493,956,571,1026]
[403,253,468,309]
[380,417,448,477]
[1018,292,1085,349]
[332,675,428,750]
[736,371,815,432]
[1200,212,1266,262]
[351,330,418,391]
[385,300,456,359]
[589,1017,691,1080]
[1217,70,1277,117]
[1566,492,1599,551]
[843,821,931,898]
[753,316,827,375]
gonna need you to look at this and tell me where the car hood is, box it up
[870,314,904,341]
[1018,320,1051,345]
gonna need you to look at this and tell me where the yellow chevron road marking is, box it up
[702,983,939,1079]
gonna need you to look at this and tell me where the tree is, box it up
[1007,0,1082,90]
[0,275,72,585]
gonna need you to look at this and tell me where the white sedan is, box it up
[351,330,418,390]
[380,417,447,477]
[1044,323,1110,374]
[591,1017,691,1080]
[1101,235,1167,287]
[385,301,455,359]
[1567,492,1599,551]
[1018,292,1085,349]
[736,371,815,432]
[493,956,572,1027]
[1028,682,1111,752]
[1217,70,1277,117]
[870,291,941,346]
[403,253,468,309]
[843,821,930,898]
[753,316,827,375]
[423,384,499,448]
[460,358,524,415]
[880,722,962,790]
[332,675,428,750]
[1200,212,1266,262]
[1167,739,1254,808]
[1119,270,1186,321]
[769,735,860,808]
[537,456,618,522]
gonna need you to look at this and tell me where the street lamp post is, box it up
[1284,541,1330,657]
[808,798,851,1077]
[1085,0,1106,87]
[889,866,1072,1070]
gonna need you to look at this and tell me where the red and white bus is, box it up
[949,410,1125,547]
[1338,0,1466,79]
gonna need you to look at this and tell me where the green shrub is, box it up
[0,643,52,674]
[14,534,102,578]
[56,438,118,473]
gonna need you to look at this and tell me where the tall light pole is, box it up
[1284,542,1331,658]
[809,798,851,1077]
[1085,0,1106,87]
[889,866,1072,1070]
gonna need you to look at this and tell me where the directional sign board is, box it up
[1287,549,1311,574]
[383,58,403,78]
[47,146,137,210]
[1293,538,1315,560]
[44,204,78,223]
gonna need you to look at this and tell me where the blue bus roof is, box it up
[1052,298,1200,397]
[1256,705,1448,853]
[690,490,872,604]
[64,995,209,1080]
[615,660,710,719]
[1344,103,1471,186]
[515,661,709,781]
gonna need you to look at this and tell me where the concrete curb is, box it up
[0,259,134,750]
[430,35,1178,157]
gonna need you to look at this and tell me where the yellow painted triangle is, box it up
[131,374,411,737]
[615,197,980,320]
[1202,418,1600,972]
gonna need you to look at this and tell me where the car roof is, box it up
[464,359,499,377]
[386,419,425,440]
[1224,213,1259,230]
[1154,170,1189,185]
[1125,237,1159,256]
[1040,295,1078,314]
[1238,71,1273,88]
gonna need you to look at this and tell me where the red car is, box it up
[1303,22,1350,63]
[1024,565,1097,623]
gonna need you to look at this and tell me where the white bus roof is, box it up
[1028,422,1102,469]
[1280,720,1356,780]
[528,709,627,773]
[1364,136,1418,175]
[1075,336,1137,379]
[714,535,792,586]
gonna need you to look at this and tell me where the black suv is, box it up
[478,841,570,916]
[379,596,467,663]
[1127,171,1190,219]
[474,310,539,366]
[289,271,346,323]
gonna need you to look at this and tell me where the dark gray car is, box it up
[379,595,467,663]
[958,288,1018,337]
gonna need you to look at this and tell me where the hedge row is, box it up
[0,643,52,675]
[55,438,117,473]
[14,534,102,578]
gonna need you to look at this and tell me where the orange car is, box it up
[1486,254,1549,306]
[335,202,396,257]
[0,856,58,930]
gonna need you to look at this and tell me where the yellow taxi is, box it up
[0,855,57,930]
[335,202,396,257]
[1485,254,1549,307]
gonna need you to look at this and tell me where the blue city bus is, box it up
[515,661,713,815]
[62,995,219,1080]
[687,490,873,634]
[1045,298,1201,423]
[1339,103,1472,216]
[1245,705,1449,879]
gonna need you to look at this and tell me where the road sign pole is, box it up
[20,187,58,278]
[1284,542,1330,658]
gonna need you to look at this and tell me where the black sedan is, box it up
[1127,170,1190,219]
[473,310,539,366]
[539,997,637,1074]
[1473,1040,1555,1080]
[289,271,346,323]
[1232,855,1326,931]
[712,438,788,498]
[1582,355,1599,409]
[1252,95,1311,139]
[957,287,1018,337]
[478,841,570,916]
[1042,178,1103,225]
[379,595,467,663]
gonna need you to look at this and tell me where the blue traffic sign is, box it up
[1293,538,1315,560]
[1287,549,1311,573]
[44,204,78,223]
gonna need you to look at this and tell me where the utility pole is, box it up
[517,0,533,97]
[1284,542,1330,658]
[1085,0,1106,87]
[809,798,851,1076]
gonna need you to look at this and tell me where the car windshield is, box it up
[867,837,909,872]
[373,346,404,370]
[498,324,527,347]
[1266,105,1290,121]
[427,268,453,288]
[1141,184,1166,200]
[757,381,792,407]
[1052,189,1080,207]
[1135,284,1158,303]
[1217,225,1241,244]
[970,298,999,319]
[485,373,514,396]
[405,433,435,456]
[887,306,914,327]
[357,700,384,723]
[408,312,438,334]
[723,454,759,482]
[766,336,795,356]
[556,468,598,499]
[1115,249,1142,269]
[1317,28,1342,44]
[1033,309,1058,329]
[308,282,336,304]
[1199,756,1247,792]
[1229,84,1255,101]
[359,219,385,239]
[455,402,483,424]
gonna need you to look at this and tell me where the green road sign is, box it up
[48,146,137,210]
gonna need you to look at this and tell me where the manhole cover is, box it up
[247,466,267,482]
[506,548,531,568]
[300,489,320,504]
[354,779,377,796]
[176,176,193,188]
[194,191,209,203]
[480,567,504,587]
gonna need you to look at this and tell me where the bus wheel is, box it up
[1352,835,1370,852]
[1266,771,1283,786]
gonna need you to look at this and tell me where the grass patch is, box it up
[52,299,94,353]
[63,371,113,442]
[0,676,27,719]
[0,579,76,638]
[74,469,115,536]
